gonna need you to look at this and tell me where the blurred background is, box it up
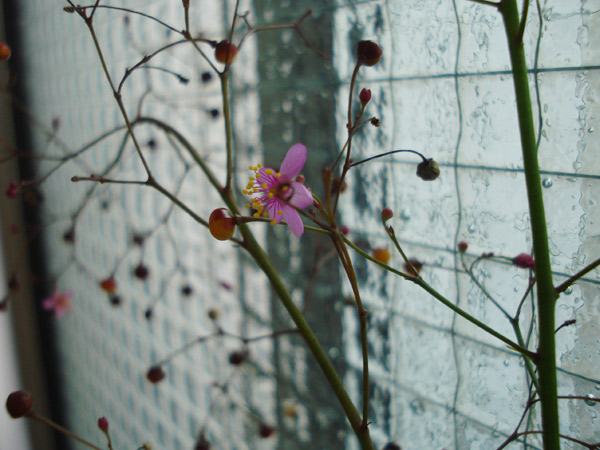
[1,1,598,449]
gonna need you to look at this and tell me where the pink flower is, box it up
[244,144,313,236]
[512,253,535,269]
[42,290,73,317]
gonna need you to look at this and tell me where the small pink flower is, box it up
[512,253,535,269]
[244,143,313,236]
[42,290,73,317]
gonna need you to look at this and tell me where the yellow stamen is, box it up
[276,173,281,178]
[243,190,248,195]
[262,183,268,189]
[249,165,254,170]
[256,173,261,178]
[257,164,263,168]
[282,186,288,191]
[270,219,276,225]
[253,212,260,218]
[263,212,269,217]
[268,192,274,198]
[245,203,250,208]
[265,169,274,176]
[277,210,283,215]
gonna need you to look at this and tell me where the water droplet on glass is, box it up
[503,359,510,367]
[573,161,583,170]
[564,286,573,295]
[400,208,411,221]
[542,178,553,188]
[588,127,594,133]
[585,394,597,406]
[468,223,477,233]
[282,100,293,113]
[595,384,600,391]
[410,399,425,414]
[328,347,340,359]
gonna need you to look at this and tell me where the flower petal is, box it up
[279,143,306,181]
[268,199,285,223]
[288,182,313,209]
[282,206,304,236]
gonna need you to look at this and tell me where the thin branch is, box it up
[555,257,600,294]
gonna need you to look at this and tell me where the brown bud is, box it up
[416,158,440,181]
[356,40,382,66]
[6,390,34,418]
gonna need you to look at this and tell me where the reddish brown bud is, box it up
[513,253,535,269]
[146,366,165,383]
[228,350,249,366]
[99,278,117,294]
[356,40,382,66]
[458,241,468,253]
[372,248,391,264]
[404,258,423,276]
[5,181,18,198]
[209,208,236,241]
[359,88,372,106]
[134,264,149,280]
[0,42,11,61]
[340,226,350,236]
[381,207,393,221]
[259,423,276,438]
[215,41,238,64]
[98,416,109,432]
[6,390,34,418]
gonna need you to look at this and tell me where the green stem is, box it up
[343,237,535,359]
[233,216,374,449]
[500,1,559,448]
[221,70,234,192]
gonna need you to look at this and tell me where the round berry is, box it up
[215,41,238,64]
[209,208,236,241]
[6,390,34,418]
[146,366,165,383]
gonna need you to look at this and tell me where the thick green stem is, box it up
[221,70,234,192]
[500,1,559,448]
[228,205,374,449]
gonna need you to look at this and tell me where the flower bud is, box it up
[458,241,468,253]
[209,208,236,240]
[340,226,350,236]
[370,117,381,127]
[359,88,371,106]
[383,443,402,450]
[381,207,393,222]
[134,264,149,280]
[99,278,117,294]
[513,253,535,269]
[416,158,440,181]
[372,248,391,264]
[228,350,249,366]
[6,390,34,418]
[146,366,165,383]
[0,42,11,61]
[356,40,382,66]
[215,41,238,64]
[5,181,18,198]
[98,417,109,432]
[404,258,422,276]
[259,423,276,438]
